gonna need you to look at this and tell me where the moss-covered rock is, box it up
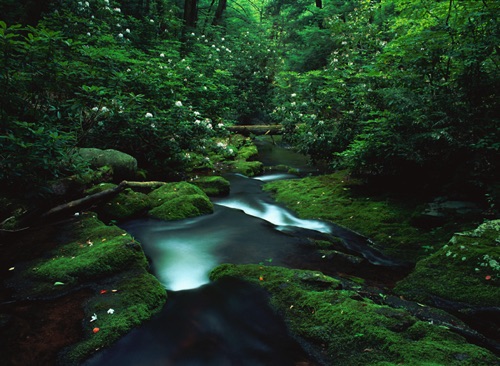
[395,220,500,307]
[148,182,213,220]
[236,144,258,160]
[85,183,151,221]
[263,171,475,263]
[210,264,498,366]
[191,176,230,197]
[6,213,166,365]
[60,271,166,365]
[78,148,138,181]
[228,160,263,177]
[9,214,150,296]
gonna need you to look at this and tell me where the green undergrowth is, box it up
[395,220,500,306]
[210,264,498,366]
[263,171,474,262]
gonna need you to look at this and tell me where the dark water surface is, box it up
[83,139,401,366]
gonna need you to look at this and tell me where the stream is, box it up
[83,138,408,366]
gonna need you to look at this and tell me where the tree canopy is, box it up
[1,0,498,200]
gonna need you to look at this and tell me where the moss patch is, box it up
[60,271,166,365]
[210,264,498,366]
[228,160,263,177]
[85,183,151,221]
[395,220,500,307]
[191,176,230,197]
[263,171,475,262]
[148,181,213,220]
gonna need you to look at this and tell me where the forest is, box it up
[0,0,499,365]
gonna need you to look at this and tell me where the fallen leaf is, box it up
[90,313,97,322]
[100,289,108,294]
[93,327,100,333]
[54,281,65,286]
[107,308,115,314]
[8,267,15,271]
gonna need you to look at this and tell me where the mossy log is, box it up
[227,125,283,136]
[40,181,166,220]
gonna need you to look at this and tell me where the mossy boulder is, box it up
[9,214,151,295]
[78,148,138,181]
[395,220,500,307]
[6,213,166,365]
[210,264,498,366]
[228,160,263,177]
[191,176,230,197]
[85,183,151,221]
[60,271,166,365]
[148,182,213,220]
[236,144,258,160]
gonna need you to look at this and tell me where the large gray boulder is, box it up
[78,148,137,180]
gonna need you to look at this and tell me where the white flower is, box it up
[90,313,97,322]
[217,123,224,128]
[150,19,154,23]
[125,28,130,33]
[107,308,115,314]
[193,111,201,116]
[87,32,91,36]
[291,93,296,97]
[160,53,165,57]
[150,123,156,128]
[85,1,90,7]
[118,33,124,38]
[114,8,121,12]
[92,107,99,112]
[145,112,153,118]
[175,101,183,107]
[101,106,109,112]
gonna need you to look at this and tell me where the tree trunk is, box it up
[212,0,227,26]
[183,0,198,28]
[315,0,323,9]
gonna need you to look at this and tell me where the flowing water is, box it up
[83,137,404,366]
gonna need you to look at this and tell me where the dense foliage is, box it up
[1,0,499,200]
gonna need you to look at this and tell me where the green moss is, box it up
[395,220,500,306]
[191,176,230,197]
[148,181,205,206]
[61,271,166,365]
[228,160,263,177]
[86,184,151,220]
[237,145,258,160]
[263,171,470,262]
[210,264,498,366]
[148,194,213,221]
[15,215,147,296]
